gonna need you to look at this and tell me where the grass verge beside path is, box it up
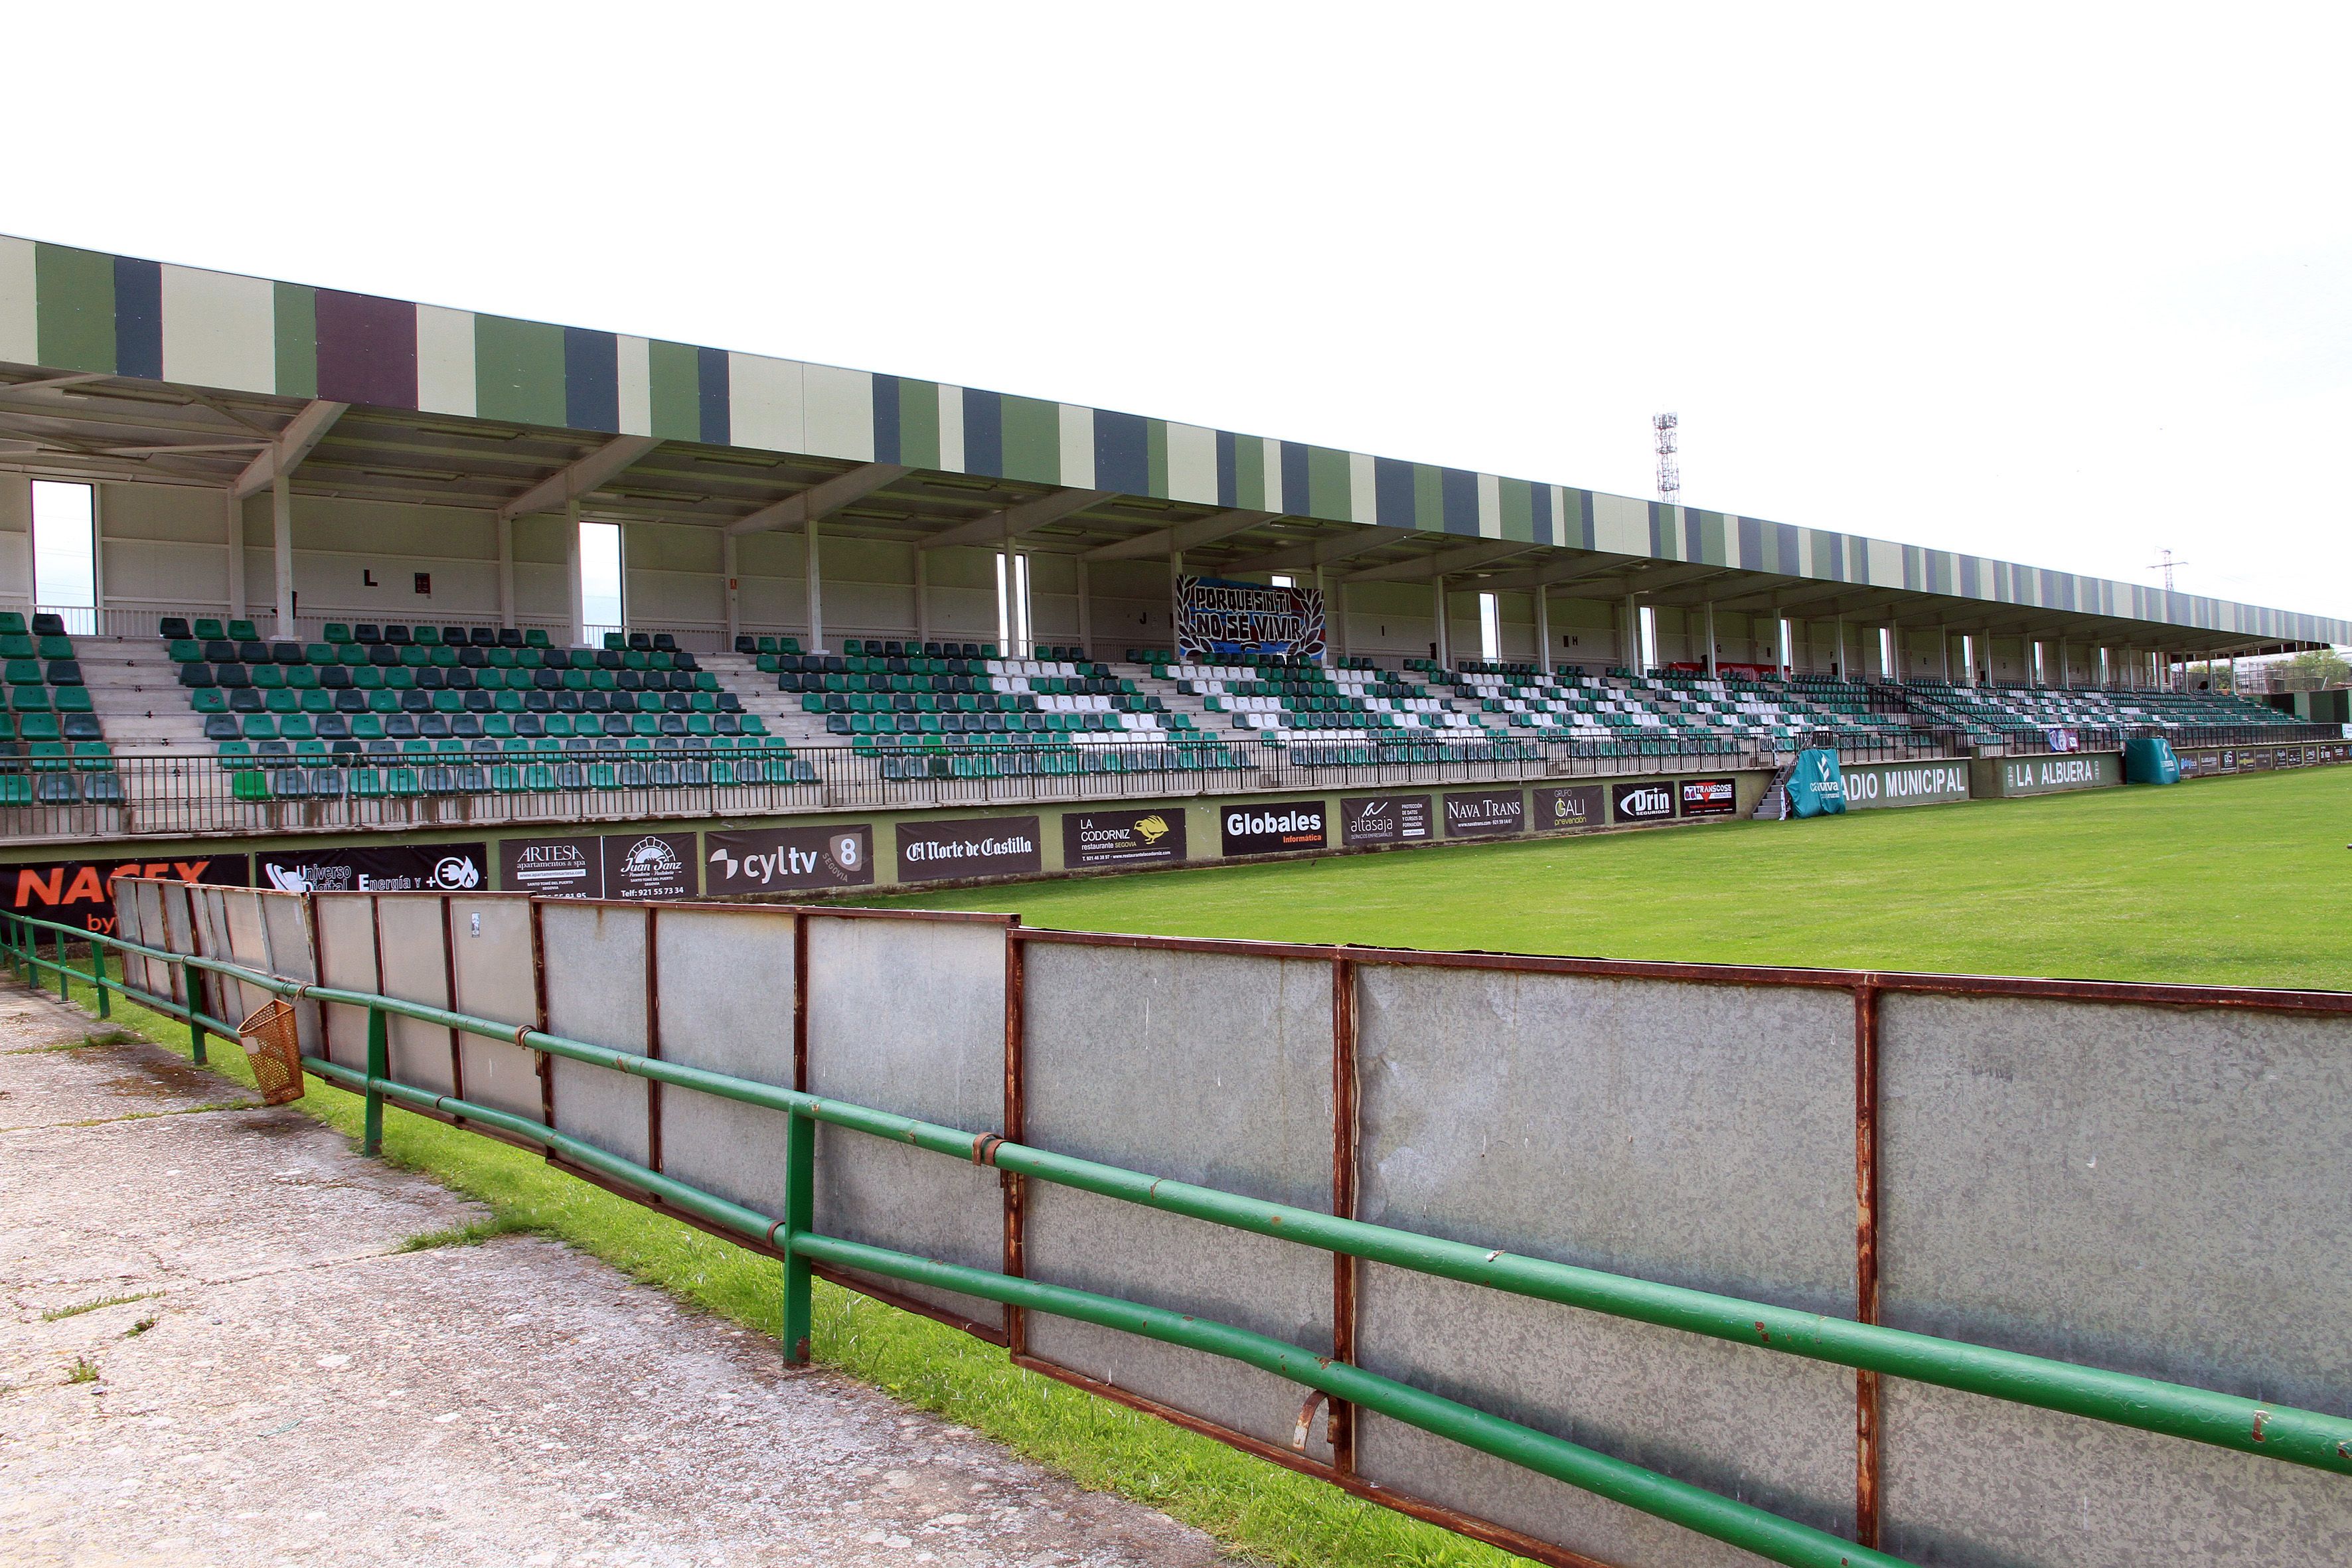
[27,955,1517,1568]
[883,769,2352,988]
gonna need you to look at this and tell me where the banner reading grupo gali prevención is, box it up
[1176,575,1326,660]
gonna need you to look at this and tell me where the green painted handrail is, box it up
[13,907,2352,1568]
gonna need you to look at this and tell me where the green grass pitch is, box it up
[882,768,2352,990]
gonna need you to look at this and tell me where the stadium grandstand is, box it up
[0,233,2343,887]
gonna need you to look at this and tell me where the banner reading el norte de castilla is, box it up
[1176,575,1326,660]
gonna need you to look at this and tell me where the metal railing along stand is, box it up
[7,909,2351,1568]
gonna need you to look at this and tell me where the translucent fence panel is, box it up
[1351,965,1858,1568]
[1875,992,2352,1566]
[372,894,456,1097]
[311,892,378,1070]
[804,912,1011,1336]
[539,901,654,1168]
[448,896,541,1124]
[645,904,797,1217]
[1020,938,1338,1459]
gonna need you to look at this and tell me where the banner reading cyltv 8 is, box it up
[1175,575,1325,660]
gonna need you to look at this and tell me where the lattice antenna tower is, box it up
[1652,412,1681,505]
[2150,548,2189,591]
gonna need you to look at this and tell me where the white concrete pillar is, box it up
[915,548,931,648]
[222,488,246,621]
[722,532,740,645]
[564,499,585,645]
[1622,593,1638,671]
[805,514,825,655]
[2058,637,2071,688]
[1535,584,1552,675]
[1707,601,1719,678]
[1075,556,1093,657]
[1940,624,1952,682]
[1434,575,1451,667]
[271,472,295,637]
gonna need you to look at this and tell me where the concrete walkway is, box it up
[0,980,1236,1567]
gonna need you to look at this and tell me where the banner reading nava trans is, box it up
[1176,575,1325,660]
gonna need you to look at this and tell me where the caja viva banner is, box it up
[1176,575,1326,661]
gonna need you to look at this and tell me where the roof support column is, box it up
[1535,583,1552,675]
[805,511,826,655]
[915,547,930,649]
[564,499,584,647]
[497,516,516,629]
[1830,613,1842,680]
[2058,636,2070,688]
[222,488,245,621]
[1707,601,1719,678]
[1170,550,1184,654]
[1312,563,1328,666]
[1940,624,1952,682]
[1075,557,1092,657]
[1887,617,1900,683]
[722,532,740,645]
[1434,576,1452,668]
[1623,592,1638,673]
[270,472,295,637]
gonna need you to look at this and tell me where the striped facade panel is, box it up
[1231,432,1267,509]
[1413,465,1443,532]
[1813,530,1845,584]
[935,382,964,472]
[1532,484,1557,546]
[111,257,163,381]
[34,244,115,374]
[962,388,1004,478]
[414,305,477,417]
[1373,457,1415,529]
[1737,514,1764,572]
[1259,437,1285,512]
[564,328,621,435]
[616,336,653,437]
[0,237,33,364]
[1476,472,1502,538]
[1166,422,1217,505]
[1057,403,1094,487]
[159,265,275,394]
[645,341,701,441]
[696,348,730,445]
[1214,430,1238,508]
[1440,467,1479,536]
[1498,478,1535,543]
[272,284,317,399]
[805,365,874,462]
[1960,556,1981,599]
[1347,453,1377,524]
[1094,409,1150,496]
[475,315,566,428]
[1275,442,1307,519]
[1776,522,1802,578]
[1144,420,1168,499]
[897,378,942,469]
[1591,491,1647,556]
[727,353,803,455]
[1000,396,1059,484]
[315,290,417,409]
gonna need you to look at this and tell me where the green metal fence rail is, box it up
[11,909,2351,1568]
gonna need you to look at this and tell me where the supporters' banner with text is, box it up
[1176,575,1326,660]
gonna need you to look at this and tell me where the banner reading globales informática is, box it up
[1176,576,1325,660]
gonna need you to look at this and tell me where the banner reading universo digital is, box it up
[1175,575,1326,659]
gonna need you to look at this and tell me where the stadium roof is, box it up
[0,233,2340,655]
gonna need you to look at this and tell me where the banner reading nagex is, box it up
[3,854,250,935]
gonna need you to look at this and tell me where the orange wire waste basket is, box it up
[235,997,306,1106]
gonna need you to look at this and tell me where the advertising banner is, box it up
[500,834,695,900]
[1837,759,1969,810]
[1443,789,1526,838]
[1530,784,1605,832]
[1340,794,1432,846]
[1175,574,1326,660]
[1062,808,1187,869]
[1220,800,1328,856]
[1974,751,2123,797]
[2,853,249,935]
[896,816,1043,883]
[257,843,486,893]
[706,824,875,894]
[1678,777,1739,819]
[1610,780,1676,824]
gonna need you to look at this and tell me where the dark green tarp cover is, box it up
[1788,747,1847,817]
[2124,736,2181,785]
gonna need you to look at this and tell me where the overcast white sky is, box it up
[9,3,2345,625]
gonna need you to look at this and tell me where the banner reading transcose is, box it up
[1176,575,1326,660]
